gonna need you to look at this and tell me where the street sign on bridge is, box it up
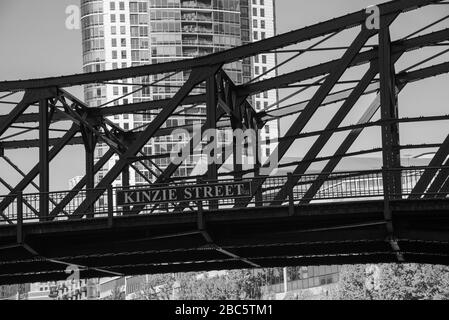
[116,181,252,206]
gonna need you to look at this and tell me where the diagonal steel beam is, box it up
[238,28,449,96]
[239,28,380,207]
[300,83,407,203]
[409,133,449,198]
[0,177,39,218]
[70,65,221,218]
[424,157,449,198]
[0,29,447,128]
[437,168,449,196]
[0,155,69,216]
[48,148,116,219]
[271,64,379,204]
[0,88,56,138]
[1,60,447,152]
[0,124,79,215]
[0,0,441,91]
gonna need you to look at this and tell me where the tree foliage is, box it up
[134,274,176,300]
[106,283,125,300]
[334,263,449,300]
[177,270,265,300]
[134,269,267,300]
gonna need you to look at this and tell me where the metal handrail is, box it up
[1,167,448,225]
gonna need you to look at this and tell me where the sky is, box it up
[0,0,448,192]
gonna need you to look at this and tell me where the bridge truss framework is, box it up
[0,0,449,284]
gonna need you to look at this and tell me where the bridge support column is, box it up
[17,191,23,244]
[107,185,114,227]
[39,98,49,221]
[379,18,404,262]
[206,73,218,210]
[254,128,263,207]
[122,164,130,215]
[379,22,402,198]
[81,127,97,218]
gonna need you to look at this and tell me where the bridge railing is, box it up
[0,166,448,225]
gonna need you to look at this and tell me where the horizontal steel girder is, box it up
[0,0,443,91]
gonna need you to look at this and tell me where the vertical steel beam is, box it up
[39,98,49,221]
[379,19,404,262]
[122,164,130,215]
[206,73,219,210]
[85,147,95,217]
[17,191,23,244]
[206,74,218,182]
[107,185,114,227]
[254,128,263,206]
[82,128,97,218]
[379,23,402,200]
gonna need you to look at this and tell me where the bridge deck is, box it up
[0,198,448,285]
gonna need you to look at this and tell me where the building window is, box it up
[119,1,125,10]
[121,50,127,59]
[124,123,129,130]
[130,2,138,12]
[111,14,116,23]
[261,20,265,29]
[260,0,264,5]
[120,26,126,34]
[255,66,259,74]
[253,19,257,28]
[110,2,115,10]
[254,55,259,63]
[120,14,125,23]
[266,148,270,157]
[253,31,258,40]
[112,51,117,59]
[253,8,257,16]
[121,38,126,46]
[113,87,119,95]
[111,26,116,34]
[265,125,270,134]
[260,9,265,17]
[261,32,266,39]
[112,38,117,47]
[262,55,267,63]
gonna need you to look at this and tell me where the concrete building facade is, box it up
[80,0,279,186]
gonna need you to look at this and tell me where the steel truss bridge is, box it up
[1,0,449,285]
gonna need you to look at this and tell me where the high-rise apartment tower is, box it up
[80,0,278,185]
